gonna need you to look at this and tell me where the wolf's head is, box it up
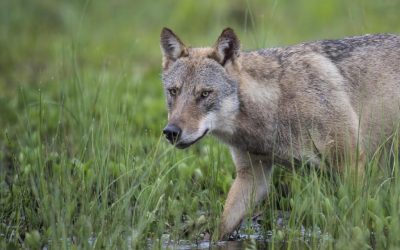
[160,28,240,148]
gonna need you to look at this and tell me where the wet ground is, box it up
[155,239,267,250]
[149,212,291,249]
[150,228,270,250]
[149,211,331,249]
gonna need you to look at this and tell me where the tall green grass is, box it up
[1,0,400,249]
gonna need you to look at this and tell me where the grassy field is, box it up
[1,0,400,249]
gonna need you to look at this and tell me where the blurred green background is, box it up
[2,0,400,93]
[1,0,400,132]
[1,0,400,120]
[1,0,400,249]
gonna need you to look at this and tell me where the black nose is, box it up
[163,124,182,143]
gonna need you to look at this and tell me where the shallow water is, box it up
[148,213,273,250]
[149,211,329,249]
[158,239,268,250]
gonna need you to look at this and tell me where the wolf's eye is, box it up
[169,88,177,96]
[201,91,211,98]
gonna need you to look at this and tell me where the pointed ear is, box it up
[213,28,240,66]
[160,27,188,69]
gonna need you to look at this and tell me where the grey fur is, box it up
[160,28,400,239]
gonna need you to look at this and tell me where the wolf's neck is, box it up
[211,96,279,155]
[212,57,282,153]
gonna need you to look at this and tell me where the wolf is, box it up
[159,27,400,239]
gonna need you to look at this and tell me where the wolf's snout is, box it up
[163,124,181,144]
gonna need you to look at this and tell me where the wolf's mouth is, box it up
[175,129,209,149]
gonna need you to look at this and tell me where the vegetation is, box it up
[1,0,399,249]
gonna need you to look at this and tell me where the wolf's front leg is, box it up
[219,149,273,239]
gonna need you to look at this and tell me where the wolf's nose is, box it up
[163,124,181,143]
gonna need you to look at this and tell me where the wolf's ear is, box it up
[213,28,240,66]
[160,28,188,69]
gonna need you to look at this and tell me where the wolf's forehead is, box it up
[163,57,224,87]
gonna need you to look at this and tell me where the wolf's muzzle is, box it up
[163,124,181,144]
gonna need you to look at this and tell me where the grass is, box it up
[1,0,400,249]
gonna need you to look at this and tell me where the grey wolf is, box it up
[159,27,400,238]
